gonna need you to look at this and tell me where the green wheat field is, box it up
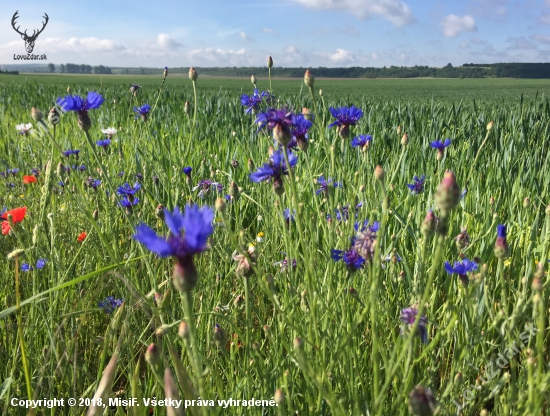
[0,72,550,416]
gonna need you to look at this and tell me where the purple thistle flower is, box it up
[96,139,111,148]
[351,134,372,148]
[331,248,365,270]
[98,296,124,314]
[400,307,428,344]
[134,103,151,120]
[406,175,426,195]
[316,176,342,195]
[133,204,214,263]
[429,139,451,150]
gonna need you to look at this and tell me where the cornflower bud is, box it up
[31,107,43,122]
[251,74,256,85]
[304,70,314,88]
[487,121,494,131]
[189,67,198,81]
[401,133,409,146]
[435,170,460,216]
[494,224,510,259]
[374,165,385,182]
[421,211,437,237]
[184,101,190,114]
[408,385,436,416]
[267,56,273,68]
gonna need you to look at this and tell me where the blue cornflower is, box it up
[133,205,214,292]
[36,258,47,269]
[118,196,140,208]
[328,106,363,139]
[130,84,141,94]
[461,189,467,200]
[21,263,33,272]
[183,166,192,177]
[85,178,101,190]
[134,103,151,121]
[407,175,426,195]
[445,258,478,285]
[241,89,264,114]
[96,139,111,148]
[6,183,15,188]
[316,176,342,195]
[118,172,124,177]
[31,168,40,176]
[400,307,428,344]
[283,208,296,222]
[250,150,298,195]
[430,138,451,150]
[192,179,223,198]
[331,248,365,270]
[351,134,372,148]
[73,165,86,172]
[58,181,65,187]
[63,149,80,158]
[353,221,379,262]
[10,168,20,176]
[354,219,380,232]
[98,296,124,314]
[117,182,141,196]
[57,92,104,131]
[290,114,312,151]
[255,108,294,146]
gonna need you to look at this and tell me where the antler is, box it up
[29,13,49,40]
[11,11,27,37]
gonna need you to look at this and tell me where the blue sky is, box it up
[1,0,549,67]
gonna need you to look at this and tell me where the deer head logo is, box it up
[11,11,49,54]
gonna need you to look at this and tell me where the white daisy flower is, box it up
[16,123,33,135]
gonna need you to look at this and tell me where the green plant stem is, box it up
[151,74,167,115]
[15,256,33,402]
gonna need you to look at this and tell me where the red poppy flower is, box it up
[2,222,11,235]
[0,206,27,223]
[23,175,37,184]
[77,231,87,242]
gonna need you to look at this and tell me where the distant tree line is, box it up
[0,69,19,75]
[51,63,113,74]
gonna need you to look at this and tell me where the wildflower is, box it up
[406,175,426,195]
[133,204,215,292]
[494,224,509,259]
[96,139,111,149]
[331,248,365,270]
[461,189,467,200]
[430,138,451,161]
[85,177,101,190]
[332,203,363,222]
[290,114,312,151]
[283,208,296,223]
[316,176,342,195]
[400,307,428,344]
[62,149,80,158]
[30,168,40,176]
[444,258,478,286]
[251,74,257,85]
[249,150,298,196]
[117,182,141,197]
[351,134,372,150]
[23,175,37,184]
[274,256,297,272]
[328,106,363,139]
[77,231,87,242]
[134,103,151,121]
[57,91,104,131]
[455,228,470,250]
[16,123,33,135]
[183,166,192,177]
[119,196,140,209]
[1,206,27,225]
[129,84,141,95]
[21,263,33,272]
[421,211,437,237]
[435,170,460,217]
[255,108,294,146]
[233,246,256,278]
[408,385,436,416]
[353,220,379,262]
[241,89,268,114]
[163,66,168,77]
[98,296,124,314]
[192,179,223,198]
[36,258,47,269]
[101,127,117,138]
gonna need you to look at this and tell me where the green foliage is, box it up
[0,75,549,415]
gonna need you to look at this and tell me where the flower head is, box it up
[328,106,363,139]
[444,258,478,285]
[36,258,47,269]
[316,176,342,195]
[129,84,141,94]
[331,248,365,270]
[351,134,372,149]
[101,127,118,138]
[96,139,111,148]
[98,296,124,314]
[494,224,509,259]
[77,231,87,242]
[255,108,294,146]
[250,150,297,195]
[241,89,269,114]
[290,114,312,151]
[183,166,192,177]
[23,175,37,184]
[57,92,104,131]
[192,179,223,198]
[407,175,426,195]
[117,182,141,196]
[353,220,379,262]
[430,138,451,150]
[62,149,80,158]
[16,123,33,135]
[134,103,151,121]
[118,196,140,208]
[400,307,428,344]
[21,263,33,272]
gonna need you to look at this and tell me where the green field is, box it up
[0,73,549,415]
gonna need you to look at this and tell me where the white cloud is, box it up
[440,14,477,38]
[290,0,414,26]
[531,34,550,44]
[459,41,469,48]
[371,52,380,59]
[157,33,182,49]
[239,32,253,42]
[187,47,250,65]
[326,48,356,63]
[506,36,536,50]
[262,28,278,34]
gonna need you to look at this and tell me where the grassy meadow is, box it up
[0,72,549,415]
